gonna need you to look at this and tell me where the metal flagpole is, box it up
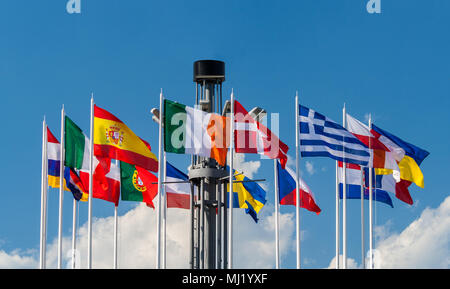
[361,167,365,269]
[71,199,77,269]
[87,94,94,269]
[227,89,234,269]
[57,105,65,269]
[295,92,301,269]
[368,114,374,269]
[156,89,164,269]
[40,117,48,269]
[113,204,118,269]
[162,151,167,269]
[274,160,280,269]
[342,104,347,269]
[335,161,340,269]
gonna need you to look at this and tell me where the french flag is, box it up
[276,161,321,215]
[165,162,191,209]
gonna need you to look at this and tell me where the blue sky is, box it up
[0,1,449,268]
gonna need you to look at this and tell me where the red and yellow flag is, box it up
[94,105,158,172]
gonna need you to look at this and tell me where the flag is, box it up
[299,105,370,166]
[363,167,414,205]
[78,158,121,206]
[276,161,321,214]
[371,124,429,189]
[165,162,191,209]
[346,114,400,174]
[64,167,88,201]
[120,161,158,208]
[47,127,62,189]
[338,162,394,208]
[227,169,267,223]
[163,99,229,166]
[94,105,158,172]
[64,116,90,171]
[65,115,120,205]
[234,100,289,168]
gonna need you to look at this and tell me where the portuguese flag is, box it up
[120,161,158,208]
[164,99,229,166]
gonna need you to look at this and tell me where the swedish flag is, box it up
[227,170,267,223]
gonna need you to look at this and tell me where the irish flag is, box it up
[163,99,229,166]
[94,105,159,172]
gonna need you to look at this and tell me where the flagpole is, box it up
[162,151,167,269]
[361,167,365,269]
[295,92,301,269]
[113,159,120,269]
[342,104,347,269]
[156,89,164,269]
[227,89,234,269]
[71,199,77,269]
[113,203,118,269]
[335,161,340,269]
[40,117,48,269]
[274,159,280,269]
[87,94,94,269]
[58,105,65,269]
[368,114,373,269]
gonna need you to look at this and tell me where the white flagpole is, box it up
[40,117,48,269]
[335,161,340,269]
[361,167,365,269]
[113,160,119,269]
[227,89,235,269]
[274,159,280,269]
[368,114,374,269]
[57,105,65,269]
[295,92,301,269]
[87,94,94,269]
[342,104,347,269]
[156,89,164,269]
[113,204,118,269]
[71,198,77,269]
[162,151,167,269]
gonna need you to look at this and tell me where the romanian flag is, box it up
[94,105,158,172]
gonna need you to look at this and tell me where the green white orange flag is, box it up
[163,99,229,166]
[94,105,158,172]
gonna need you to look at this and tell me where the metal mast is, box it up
[189,60,228,269]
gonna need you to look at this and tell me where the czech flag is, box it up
[276,161,321,215]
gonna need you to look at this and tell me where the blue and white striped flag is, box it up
[299,105,370,166]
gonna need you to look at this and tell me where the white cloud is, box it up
[305,161,315,175]
[0,155,297,269]
[0,200,294,269]
[0,249,38,269]
[325,195,450,269]
[326,255,360,269]
[371,196,450,269]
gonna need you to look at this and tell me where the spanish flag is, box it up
[94,105,158,172]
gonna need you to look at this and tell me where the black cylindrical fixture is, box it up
[194,60,225,82]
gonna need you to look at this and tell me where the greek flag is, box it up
[299,105,370,166]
